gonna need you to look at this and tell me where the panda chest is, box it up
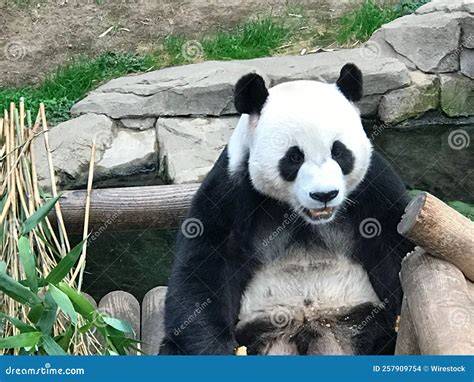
[239,232,380,323]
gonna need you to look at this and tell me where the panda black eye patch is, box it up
[279,146,305,182]
[331,140,354,175]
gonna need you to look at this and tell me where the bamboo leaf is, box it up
[56,324,74,352]
[21,194,61,235]
[41,335,67,355]
[0,313,36,333]
[0,272,41,306]
[103,316,133,333]
[57,282,95,320]
[0,261,6,273]
[37,292,57,335]
[48,284,77,324]
[27,304,44,324]
[45,240,85,285]
[17,236,38,292]
[0,332,41,350]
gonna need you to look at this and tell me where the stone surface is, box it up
[379,72,439,124]
[71,61,266,118]
[369,11,463,73]
[33,114,114,188]
[461,16,474,48]
[461,49,474,79]
[72,53,410,119]
[97,128,157,178]
[416,0,474,14]
[119,117,156,130]
[157,117,238,183]
[240,49,410,96]
[440,73,474,117]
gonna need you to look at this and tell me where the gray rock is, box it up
[119,117,156,130]
[96,128,157,180]
[416,0,474,14]
[379,71,439,124]
[440,73,474,117]
[157,116,238,183]
[461,16,474,48]
[461,49,474,79]
[71,53,409,119]
[33,114,114,188]
[72,61,265,118]
[370,11,463,73]
[241,50,410,96]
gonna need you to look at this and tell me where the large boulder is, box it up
[369,11,465,73]
[157,117,237,183]
[71,61,266,119]
[379,72,439,124]
[461,49,474,79]
[440,74,474,117]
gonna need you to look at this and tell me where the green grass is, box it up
[1,18,290,123]
[0,52,155,122]
[336,0,430,44]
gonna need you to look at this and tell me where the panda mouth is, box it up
[303,207,335,221]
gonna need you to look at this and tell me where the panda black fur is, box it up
[160,63,413,355]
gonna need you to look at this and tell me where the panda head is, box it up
[229,63,372,225]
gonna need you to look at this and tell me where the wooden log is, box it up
[395,297,420,355]
[398,192,474,281]
[141,286,167,355]
[98,291,141,354]
[51,184,199,233]
[400,247,474,355]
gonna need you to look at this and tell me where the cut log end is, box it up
[397,192,426,236]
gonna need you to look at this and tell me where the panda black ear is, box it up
[336,63,363,102]
[234,73,269,115]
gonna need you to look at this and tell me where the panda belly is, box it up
[236,251,383,355]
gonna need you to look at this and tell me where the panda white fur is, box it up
[160,63,413,355]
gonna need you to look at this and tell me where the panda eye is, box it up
[290,151,304,164]
[331,142,343,158]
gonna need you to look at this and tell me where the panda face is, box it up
[230,65,372,225]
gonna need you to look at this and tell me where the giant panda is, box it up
[160,63,413,355]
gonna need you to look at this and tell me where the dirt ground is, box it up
[0,0,394,87]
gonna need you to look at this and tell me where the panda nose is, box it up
[309,190,339,203]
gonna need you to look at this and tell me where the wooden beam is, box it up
[51,184,200,234]
[398,192,474,281]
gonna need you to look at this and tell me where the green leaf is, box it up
[103,316,133,333]
[0,261,6,273]
[0,332,41,350]
[21,194,61,235]
[41,335,67,355]
[56,324,74,352]
[0,272,41,306]
[27,304,45,324]
[37,292,57,335]
[48,284,77,324]
[45,240,85,285]
[0,313,36,333]
[18,236,38,292]
[57,282,96,320]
